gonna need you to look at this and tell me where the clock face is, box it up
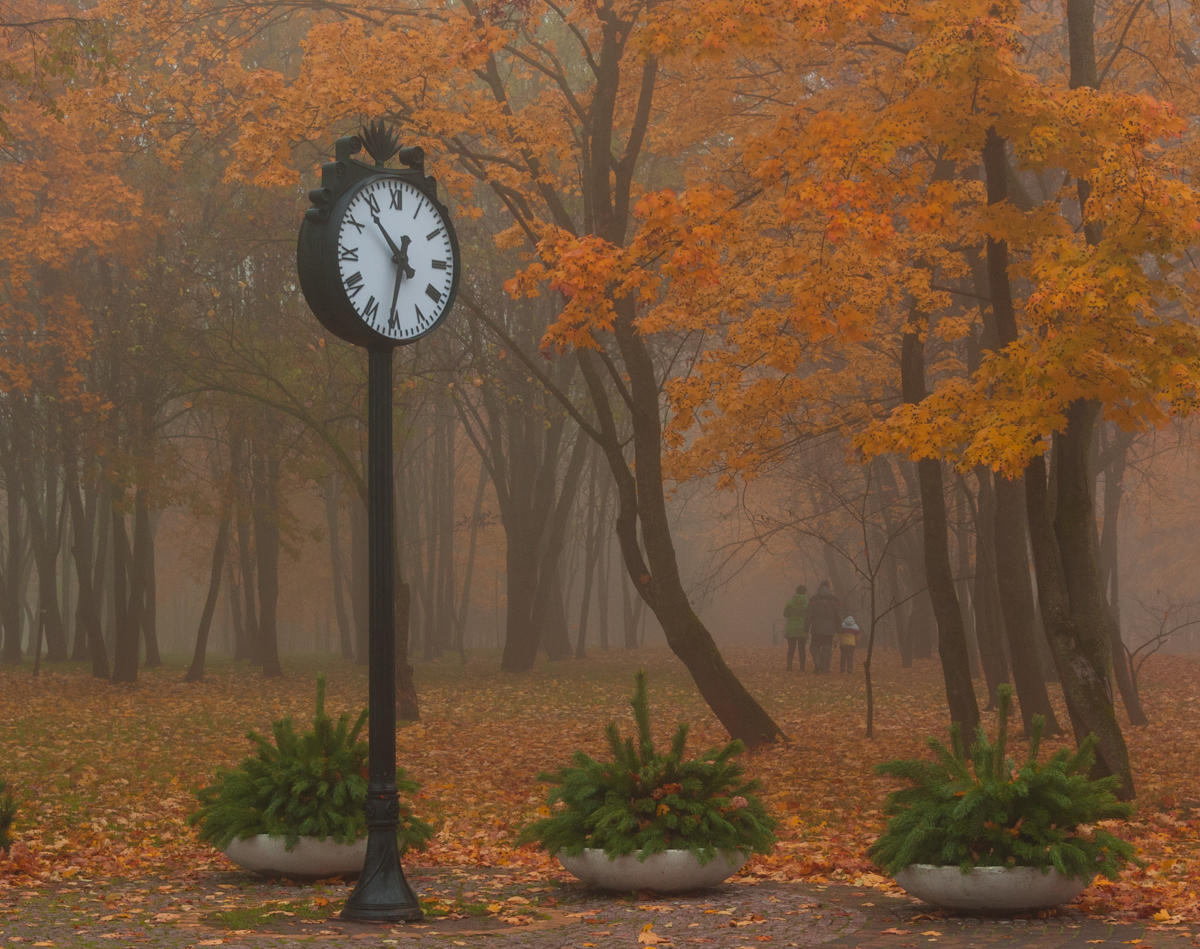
[334,176,458,342]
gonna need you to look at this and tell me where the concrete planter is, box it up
[558,848,746,893]
[893,864,1091,914]
[222,834,367,879]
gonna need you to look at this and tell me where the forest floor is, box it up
[2,646,1200,947]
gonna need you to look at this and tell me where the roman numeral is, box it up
[431,259,447,270]
[364,190,380,214]
[389,185,403,210]
[345,214,365,234]
[363,296,380,321]
[339,247,359,262]
[344,271,364,298]
[425,284,442,304]
[426,227,442,241]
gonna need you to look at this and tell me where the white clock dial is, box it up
[335,177,457,341]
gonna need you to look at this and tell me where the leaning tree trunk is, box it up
[586,307,784,748]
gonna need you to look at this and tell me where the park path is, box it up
[2,865,1199,948]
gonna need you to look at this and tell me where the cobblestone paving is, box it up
[1,867,1198,948]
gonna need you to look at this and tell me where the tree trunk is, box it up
[589,309,785,747]
[1097,426,1146,725]
[500,516,541,671]
[1,449,25,665]
[232,433,258,662]
[901,328,979,733]
[252,437,283,678]
[65,456,108,680]
[979,126,1064,735]
[133,487,160,668]
[110,505,138,683]
[324,473,355,660]
[1026,409,1133,798]
[395,578,419,720]
[184,486,233,683]
[454,469,487,658]
[966,472,1008,709]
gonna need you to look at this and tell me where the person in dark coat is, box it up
[804,580,841,673]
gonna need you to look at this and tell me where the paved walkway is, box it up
[1,866,1198,948]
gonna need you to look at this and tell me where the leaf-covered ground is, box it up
[1,647,1198,927]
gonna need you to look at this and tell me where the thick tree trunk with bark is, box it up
[1026,409,1133,799]
[980,127,1064,735]
[1020,0,1132,798]
[1097,427,1146,725]
[966,472,1009,709]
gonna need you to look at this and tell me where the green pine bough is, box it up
[189,674,433,853]
[520,670,776,865]
[868,684,1139,880]
[0,778,15,852]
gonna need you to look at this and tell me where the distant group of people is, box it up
[782,581,859,673]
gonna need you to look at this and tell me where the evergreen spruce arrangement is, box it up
[189,674,432,853]
[869,684,1138,880]
[521,670,776,865]
[0,778,15,852]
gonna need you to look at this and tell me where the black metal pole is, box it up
[342,345,422,922]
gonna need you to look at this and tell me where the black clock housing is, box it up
[297,136,460,348]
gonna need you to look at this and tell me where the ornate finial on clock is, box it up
[360,119,400,166]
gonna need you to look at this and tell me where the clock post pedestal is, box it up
[341,346,423,922]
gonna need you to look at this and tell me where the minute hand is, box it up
[371,210,405,260]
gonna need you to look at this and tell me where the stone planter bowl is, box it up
[893,864,1091,914]
[558,848,746,893]
[222,834,367,879]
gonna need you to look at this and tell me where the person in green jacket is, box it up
[783,584,809,671]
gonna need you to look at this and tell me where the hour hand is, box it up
[397,235,415,281]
